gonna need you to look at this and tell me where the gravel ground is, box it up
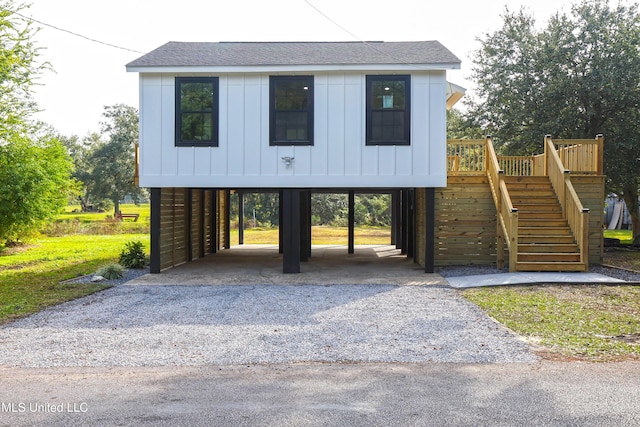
[0,281,537,367]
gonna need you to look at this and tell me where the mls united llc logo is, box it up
[1,402,88,413]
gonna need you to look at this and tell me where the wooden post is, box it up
[238,192,244,245]
[282,189,301,274]
[187,189,193,261]
[424,188,435,273]
[200,189,205,259]
[348,190,355,254]
[596,134,604,175]
[150,188,161,274]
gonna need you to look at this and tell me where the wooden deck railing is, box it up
[550,135,604,174]
[545,135,590,268]
[447,139,487,175]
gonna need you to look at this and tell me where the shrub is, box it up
[119,240,146,268]
[96,264,124,280]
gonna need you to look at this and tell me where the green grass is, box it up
[603,229,634,244]
[463,285,640,361]
[230,225,391,245]
[0,234,149,324]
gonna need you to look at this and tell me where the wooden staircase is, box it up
[505,176,587,271]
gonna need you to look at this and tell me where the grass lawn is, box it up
[603,229,634,245]
[230,226,391,245]
[0,234,149,324]
[463,284,640,361]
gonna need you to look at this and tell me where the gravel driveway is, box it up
[0,281,537,367]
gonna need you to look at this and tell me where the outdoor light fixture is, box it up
[281,156,294,166]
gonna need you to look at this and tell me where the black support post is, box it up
[224,190,231,249]
[150,188,161,274]
[282,189,301,273]
[400,190,408,255]
[278,190,284,254]
[408,189,415,260]
[348,190,355,254]
[300,190,311,262]
[425,188,435,273]
[238,192,244,245]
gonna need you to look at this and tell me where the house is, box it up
[127,41,463,273]
[127,41,604,274]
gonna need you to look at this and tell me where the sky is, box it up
[20,0,600,137]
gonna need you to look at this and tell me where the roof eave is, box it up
[125,63,461,73]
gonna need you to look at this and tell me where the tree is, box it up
[0,1,47,141]
[0,3,76,243]
[59,132,102,211]
[89,104,146,216]
[0,131,75,242]
[466,0,640,237]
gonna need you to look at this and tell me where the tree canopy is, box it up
[0,2,75,244]
[88,104,146,215]
[465,0,640,236]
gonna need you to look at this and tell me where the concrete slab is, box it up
[129,244,445,287]
[446,272,626,289]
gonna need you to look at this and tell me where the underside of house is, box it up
[146,135,605,274]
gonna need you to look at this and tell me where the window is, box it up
[270,76,314,146]
[175,77,219,146]
[366,75,410,145]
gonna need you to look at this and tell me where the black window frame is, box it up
[175,76,219,147]
[366,75,411,146]
[269,75,314,146]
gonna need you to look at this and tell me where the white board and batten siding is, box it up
[138,71,448,189]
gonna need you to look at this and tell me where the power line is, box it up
[3,8,144,54]
[303,0,361,41]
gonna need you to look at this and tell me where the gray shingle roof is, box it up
[126,41,460,68]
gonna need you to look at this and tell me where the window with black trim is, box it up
[366,75,410,145]
[175,77,219,146]
[270,76,314,146]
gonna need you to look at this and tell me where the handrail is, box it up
[447,139,487,175]
[485,135,518,271]
[545,135,589,270]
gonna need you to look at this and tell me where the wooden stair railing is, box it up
[485,136,518,271]
[544,135,590,271]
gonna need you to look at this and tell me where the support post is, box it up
[238,192,244,245]
[424,188,435,273]
[224,190,231,249]
[400,190,408,255]
[282,189,301,273]
[408,189,415,260]
[150,188,161,273]
[348,190,355,254]
[278,190,283,254]
[300,190,311,262]
[391,191,397,245]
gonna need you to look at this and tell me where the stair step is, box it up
[516,261,587,272]
[518,243,578,253]
[505,176,552,183]
[519,219,568,227]
[518,252,581,262]
[511,196,558,204]
[519,235,576,244]
[518,212,565,220]
[514,204,562,212]
[519,226,571,236]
